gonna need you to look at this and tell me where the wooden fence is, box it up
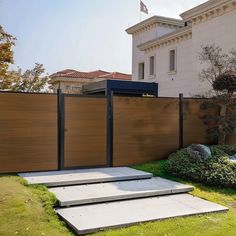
[0,93,58,173]
[0,91,235,173]
[63,96,107,168]
[113,97,179,166]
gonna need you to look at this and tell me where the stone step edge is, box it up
[56,186,194,207]
[56,194,228,235]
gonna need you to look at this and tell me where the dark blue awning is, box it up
[82,80,158,97]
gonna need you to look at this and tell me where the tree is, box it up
[199,45,236,84]
[213,72,236,93]
[199,45,236,145]
[0,25,50,92]
[6,63,50,92]
[0,25,16,80]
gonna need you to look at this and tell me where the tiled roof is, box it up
[50,69,78,77]
[50,69,131,80]
[50,70,94,79]
[99,72,132,80]
[88,70,110,77]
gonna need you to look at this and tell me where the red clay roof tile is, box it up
[50,69,131,80]
[99,72,132,80]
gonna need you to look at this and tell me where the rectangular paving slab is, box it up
[50,177,193,206]
[56,194,228,235]
[19,167,152,187]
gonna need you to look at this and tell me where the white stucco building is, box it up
[126,0,236,97]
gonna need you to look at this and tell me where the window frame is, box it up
[169,48,177,73]
[66,85,71,90]
[149,55,155,76]
[138,62,145,80]
[72,86,82,92]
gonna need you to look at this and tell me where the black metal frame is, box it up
[3,89,186,170]
[179,93,184,149]
[57,89,64,170]
[57,93,109,170]
[107,91,114,167]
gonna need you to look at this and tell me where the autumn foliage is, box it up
[0,25,49,92]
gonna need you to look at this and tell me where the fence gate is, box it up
[62,95,108,169]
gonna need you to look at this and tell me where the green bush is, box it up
[165,145,236,189]
[212,144,236,155]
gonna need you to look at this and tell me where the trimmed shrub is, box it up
[213,72,236,93]
[165,145,236,189]
[212,144,236,155]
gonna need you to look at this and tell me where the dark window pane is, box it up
[138,63,145,80]
[150,56,155,75]
[169,50,176,71]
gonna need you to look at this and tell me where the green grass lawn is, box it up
[93,161,236,236]
[1,161,236,236]
[0,175,72,236]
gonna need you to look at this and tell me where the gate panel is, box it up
[64,96,107,168]
[113,97,179,166]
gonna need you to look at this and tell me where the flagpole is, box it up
[140,1,141,22]
[140,0,148,22]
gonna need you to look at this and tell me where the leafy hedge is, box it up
[165,145,236,189]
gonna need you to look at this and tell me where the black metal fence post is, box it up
[57,88,64,170]
[107,91,114,167]
[179,93,184,150]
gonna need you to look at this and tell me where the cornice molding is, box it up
[138,26,192,53]
[126,16,184,36]
[181,0,236,25]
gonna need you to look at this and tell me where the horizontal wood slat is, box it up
[226,135,236,144]
[113,97,179,166]
[183,99,219,146]
[1,92,235,173]
[0,93,58,173]
[64,97,107,168]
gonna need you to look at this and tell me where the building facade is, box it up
[126,0,236,97]
[49,69,131,94]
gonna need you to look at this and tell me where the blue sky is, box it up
[1,0,206,75]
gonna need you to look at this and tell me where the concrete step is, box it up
[19,167,152,187]
[50,177,193,206]
[56,193,228,235]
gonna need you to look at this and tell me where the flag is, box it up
[140,1,148,14]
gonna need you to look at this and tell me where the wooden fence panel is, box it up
[183,99,219,147]
[226,135,236,144]
[0,93,58,173]
[113,97,179,166]
[2,92,235,173]
[64,96,107,168]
